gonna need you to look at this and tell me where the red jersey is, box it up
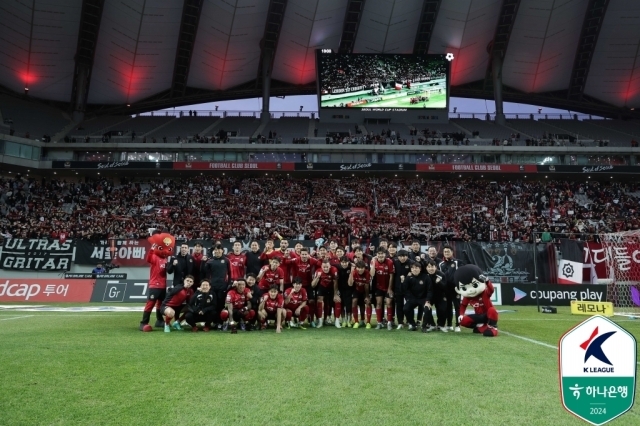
[258,266,285,291]
[191,252,204,283]
[284,287,308,308]
[371,258,395,292]
[226,288,252,309]
[260,250,284,264]
[287,257,320,286]
[278,251,294,284]
[163,286,194,307]
[351,269,371,293]
[315,267,338,289]
[226,252,247,280]
[262,293,284,312]
[147,251,168,289]
[460,281,495,316]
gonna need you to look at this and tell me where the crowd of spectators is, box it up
[1,174,638,245]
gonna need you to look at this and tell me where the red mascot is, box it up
[139,232,176,331]
[454,264,499,337]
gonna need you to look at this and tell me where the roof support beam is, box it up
[70,0,105,118]
[170,0,204,99]
[256,0,288,88]
[413,0,441,55]
[338,0,366,54]
[567,0,610,101]
[483,0,521,91]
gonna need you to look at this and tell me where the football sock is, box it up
[366,306,372,323]
[334,302,341,319]
[387,306,394,323]
[352,306,359,323]
[376,308,383,323]
[316,301,324,320]
[164,317,171,325]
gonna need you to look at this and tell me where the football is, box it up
[142,325,153,332]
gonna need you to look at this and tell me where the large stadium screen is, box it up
[316,50,449,111]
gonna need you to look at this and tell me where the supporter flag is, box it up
[558,239,584,284]
[503,196,509,225]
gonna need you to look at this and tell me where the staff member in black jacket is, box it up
[185,279,216,332]
[439,245,464,332]
[202,244,231,328]
[402,262,432,331]
[392,250,412,329]
[423,260,447,332]
[166,243,194,287]
[245,241,263,276]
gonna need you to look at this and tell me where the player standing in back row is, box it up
[370,249,395,330]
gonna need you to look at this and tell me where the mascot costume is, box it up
[139,232,176,331]
[454,264,498,337]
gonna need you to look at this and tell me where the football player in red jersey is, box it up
[277,239,294,290]
[258,285,286,333]
[284,277,309,329]
[257,257,285,292]
[327,239,340,261]
[292,242,303,258]
[221,279,255,332]
[329,247,345,268]
[139,233,173,330]
[348,261,371,328]
[311,259,340,328]
[370,249,395,330]
[286,247,320,325]
[160,275,195,332]
[260,238,283,265]
[226,241,247,281]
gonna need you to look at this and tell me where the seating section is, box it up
[585,119,640,142]
[539,119,628,146]
[0,94,70,138]
[411,122,468,135]
[506,119,569,139]
[146,116,221,139]
[73,116,133,136]
[451,118,514,140]
[266,117,311,139]
[212,117,261,137]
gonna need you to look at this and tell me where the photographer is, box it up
[166,243,194,288]
[92,263,107,274]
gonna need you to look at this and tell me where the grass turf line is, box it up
[0,306,638,425]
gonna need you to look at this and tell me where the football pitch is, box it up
[1,306,638,425]
[321,92,447,109]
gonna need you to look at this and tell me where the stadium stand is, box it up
[0,94,71,139]
[145,116,221,140]
[587,119,640,141]
[539,119,627,146]
[1,176,637,243]
[72,115,134,137]
[267,117,313,139]
[451,118,515,142]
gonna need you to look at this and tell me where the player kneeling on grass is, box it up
[185,280,216,332]
[284,277,309,329]
[221,279,255,333]
[258,285,286,333]
[161,275,195,333]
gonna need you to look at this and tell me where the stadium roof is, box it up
[0,0,637,118]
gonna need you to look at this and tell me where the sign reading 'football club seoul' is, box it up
[559,315,637,425]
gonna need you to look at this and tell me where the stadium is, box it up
[0,0,639,425]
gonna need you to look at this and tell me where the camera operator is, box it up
[92,263,107,274]
[166,243,194,288]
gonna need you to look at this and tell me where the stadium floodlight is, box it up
[446,53,454,61]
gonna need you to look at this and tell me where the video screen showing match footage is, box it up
[317,52,449,110]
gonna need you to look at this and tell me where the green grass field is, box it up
[0,306,638,425]
[321,92,447,109]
